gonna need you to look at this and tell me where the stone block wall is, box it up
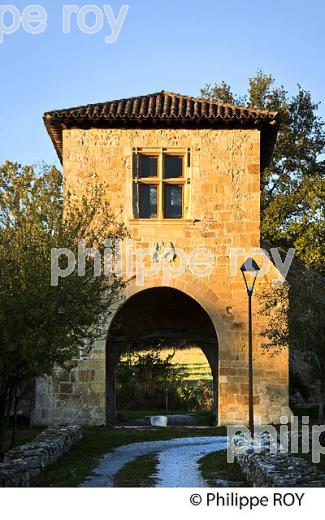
[33,127,291,426]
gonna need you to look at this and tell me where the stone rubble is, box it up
[0,426,82,487]
[234,432,325,487]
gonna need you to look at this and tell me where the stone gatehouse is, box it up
[33,90,291,426]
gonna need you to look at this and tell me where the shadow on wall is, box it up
[105,287,219,423]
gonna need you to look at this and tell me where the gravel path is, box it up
[80,436,228,487]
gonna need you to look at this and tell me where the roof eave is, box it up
[44,113,280,167]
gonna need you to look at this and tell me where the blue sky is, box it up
[0,0,324,167]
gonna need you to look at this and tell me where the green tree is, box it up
[201,70,325,271]
[259,264,325,422]
[116,351,187,412]
[116,350,213,413]
[200,80,241,104]
[202,72,325,419]
[0,161,127,457]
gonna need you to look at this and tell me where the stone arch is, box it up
[123,275,230,351]
[105,277,228,424]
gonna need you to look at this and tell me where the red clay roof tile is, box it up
[44,90,279,166]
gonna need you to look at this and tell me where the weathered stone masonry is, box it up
[0,426,82,487]
[234,433,325,487]
[33,91,291,426]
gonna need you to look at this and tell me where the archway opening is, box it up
[106,287,219,424]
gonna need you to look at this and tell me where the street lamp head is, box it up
[240,258,260,295]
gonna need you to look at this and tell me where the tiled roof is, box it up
[44,90,280,165]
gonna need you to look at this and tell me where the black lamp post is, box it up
[240,258,260,436]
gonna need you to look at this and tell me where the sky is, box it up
[0,0,324,167]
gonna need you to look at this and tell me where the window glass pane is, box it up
[139,155,158,178]
[164,155,183,178]
[164,185,182,218]
[139,185,158,218]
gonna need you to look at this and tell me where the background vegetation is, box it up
[202,71,324,420]
[116,351,213,413]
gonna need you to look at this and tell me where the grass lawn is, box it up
[190,411,215,425]
[32,426,226,487]
[114,453,159,487]
[4,426,43,453]
[199,449,250,487]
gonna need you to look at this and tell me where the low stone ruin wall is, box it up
[234,433,325,487]
[0,426,82,487]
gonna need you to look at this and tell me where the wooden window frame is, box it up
[133,148,190,220]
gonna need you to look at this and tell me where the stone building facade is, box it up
[33,91,291,426]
